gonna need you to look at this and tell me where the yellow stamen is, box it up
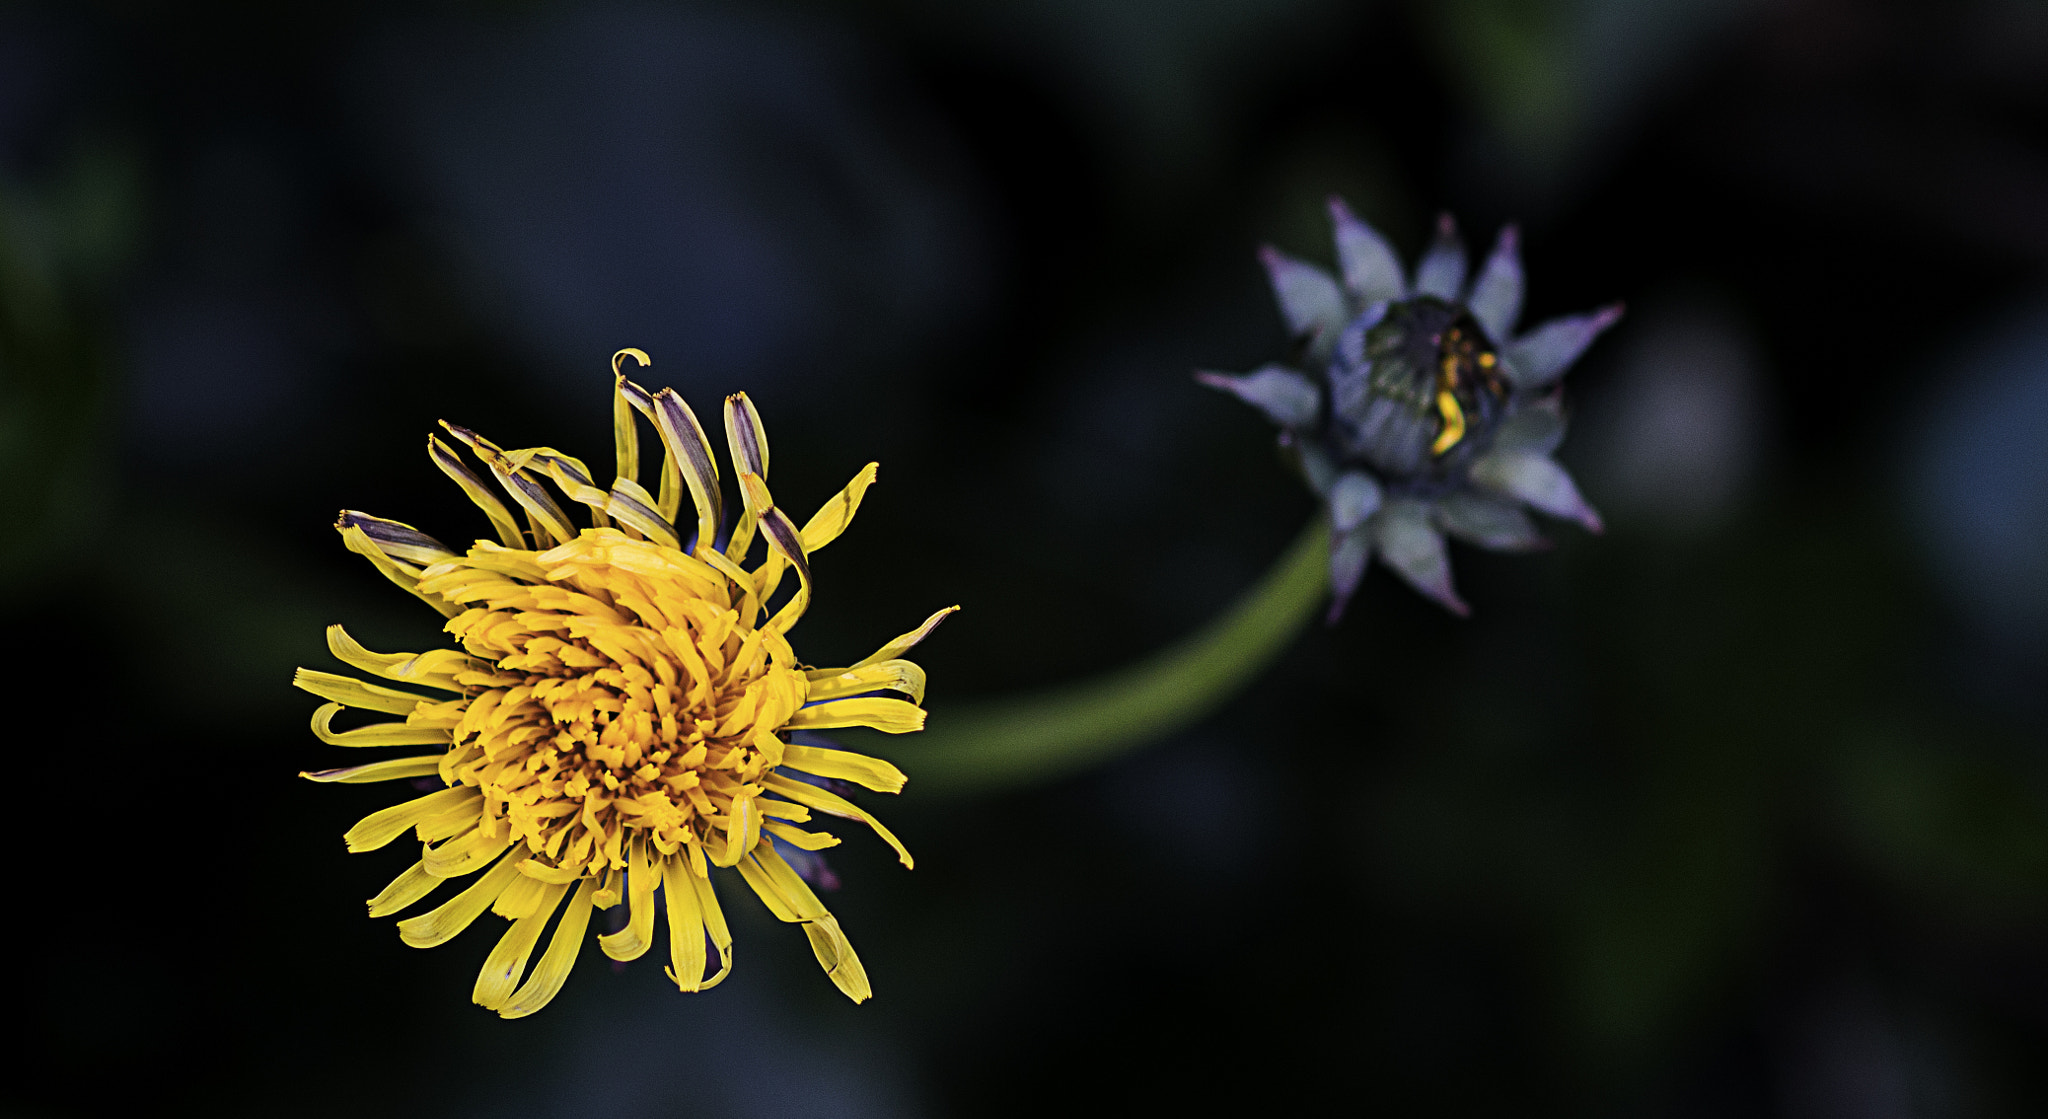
[1432,389,1467,455]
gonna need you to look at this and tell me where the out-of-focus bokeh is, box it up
[9,0,2048,1114]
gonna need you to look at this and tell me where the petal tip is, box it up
[1323,595,1352,627]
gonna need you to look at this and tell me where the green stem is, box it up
[887,519,1332,797]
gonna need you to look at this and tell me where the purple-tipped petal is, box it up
[1326,524,1372,625]
[1327,470,1384,534]
[1501,303,1624,389]
[1470,451,1604,533]
[1465,225,1524,342]
[1258,245,1348,348]
[1328,196,1406,306]
[336,511,457,565]
[1372,500,1468,616]
[1195,365,1321,430]
[1488,398,1565,457]
[1433,492,1547,552]
[1412,213,1467,302]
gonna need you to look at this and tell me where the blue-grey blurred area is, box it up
[349,4,987,406]
[1907,295,2048,637]
[7,0,2048,1115]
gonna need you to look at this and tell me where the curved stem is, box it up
[887,519,1331,797]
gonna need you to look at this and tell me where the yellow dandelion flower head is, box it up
[298,349,952,1018]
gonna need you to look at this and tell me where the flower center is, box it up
[1364,297,1508,458]
[1332,296,1511,478]
[427,527,808,879]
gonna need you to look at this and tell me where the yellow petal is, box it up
[849,606,958,670]
[781,743,906,793]
[536,451,615,527]
[482,449,577,549]
[429,433,523,548]
[735,842,825,922]
[324,625,473,691]
[292,668,433,715]
[763,821,841,851]
[741,472,812,635]
[737,846,871,1002]
[311,702,454,748]
[722,392,769,478]
[618,376,685,525]
[803,912,871,1004]
[397,847,523,947]
[598,836,658,962]
[367,858,440,918]
[500,877,600,1018]
[424,825,514,879]
[758,799,812,823]
[514,858,585,884]
[784,696,926,734]
[798,462,877,554]
[711,794,762,869]
[339,523,460,618]
[650,388,722,558]
[605,478,681,549]
[343,786,478,853]
[611,355,648,487]
[472,880,569,1011]
[300,755,443,784]
[764,774,913,869]
[492,868,555,919]
[660,856,712,991]
[724,508,759,564]
[803,659,927,704]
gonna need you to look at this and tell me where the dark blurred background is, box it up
[8,0,2048,1114]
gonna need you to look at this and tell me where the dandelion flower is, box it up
[1202,200,1618,618]
[299,350,951,1016]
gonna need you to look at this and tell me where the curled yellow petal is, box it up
[804,658,927,704]
[324,625,474,690]
[598,836,658,962]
